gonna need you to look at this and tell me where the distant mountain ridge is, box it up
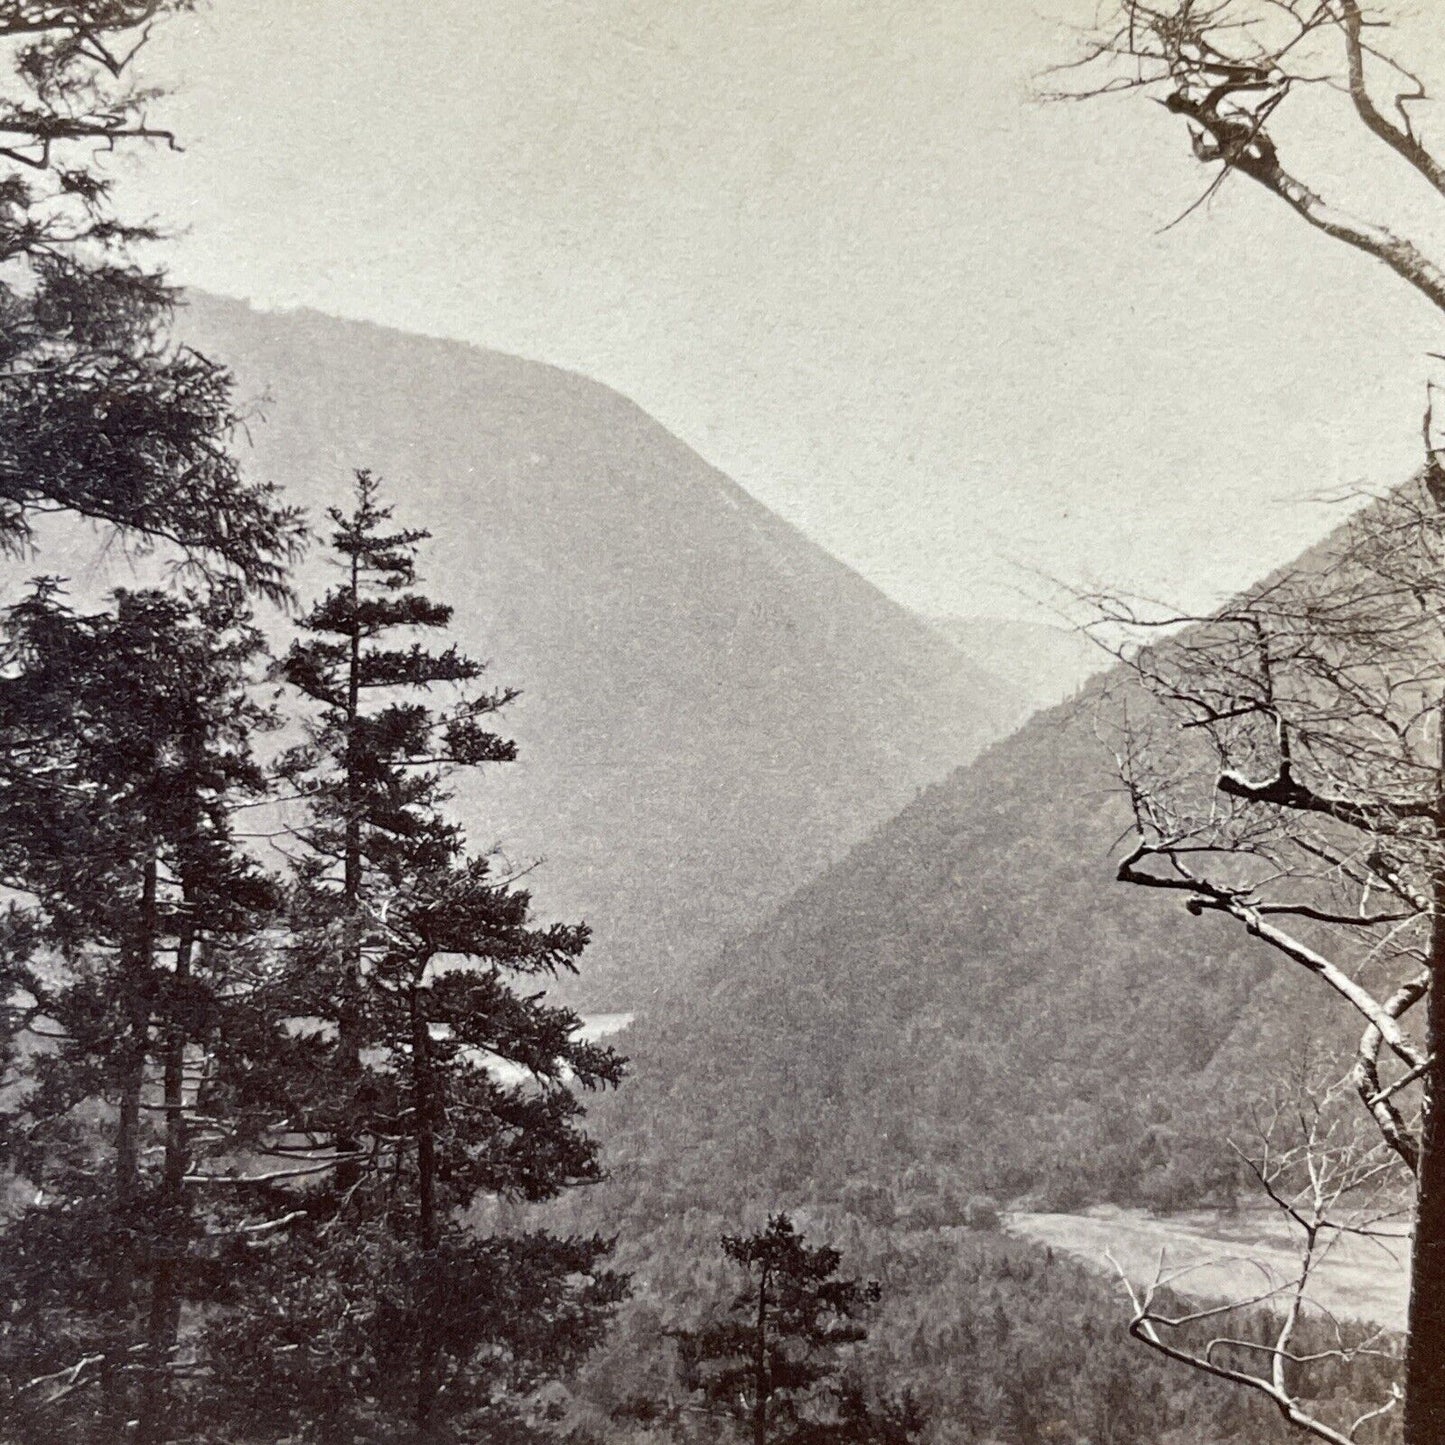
[166,293,1030,1005]
[929,615,1105,714]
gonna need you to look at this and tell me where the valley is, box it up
[4,301,1417,1443]
[3,1,1439,1438]
[170,295,1033,1010]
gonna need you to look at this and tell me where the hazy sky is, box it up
[124,0,1445,619]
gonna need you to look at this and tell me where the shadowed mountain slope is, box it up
[596,672,1346,1219]
[171,294,1028,1005]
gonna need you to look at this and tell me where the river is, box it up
[1009,1204,1409,1330]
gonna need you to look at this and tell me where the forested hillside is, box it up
[544,640,1389,1441]
[557,1208,1397,1445]
[591,673,1346,1223]
[166,302,1384,1443]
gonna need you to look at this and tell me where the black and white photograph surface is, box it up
[2,3,1445,1442]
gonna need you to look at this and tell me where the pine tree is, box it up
[0,580,294,1443]
[208,471,627,1443]
[0,4,304,594]
[671,1214,921,1445]
[272,469,520,1193]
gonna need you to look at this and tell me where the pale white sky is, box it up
[122,0,1445,619]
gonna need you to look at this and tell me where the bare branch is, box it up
[1336,0,1445,199]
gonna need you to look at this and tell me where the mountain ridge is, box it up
[592,653,1348,1219]
[928,614,1106,714]
[165,293,1032,1005]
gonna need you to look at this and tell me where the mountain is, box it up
[550,518,1399,1443]
[164,294,1029,1005]
[595,667,1344,1221]
[929,615,1106,714]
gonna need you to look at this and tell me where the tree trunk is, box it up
[753,1265,768,1445]
[137,916,194,1445]
[1406,780,1445,1445]
[412,986,441,1440]
[104,852,158,1440]
[336,551,364,1200]
[116,854,158,1205]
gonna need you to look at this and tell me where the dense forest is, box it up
[590,686,1345,1222]
[558,1208,1400,1445]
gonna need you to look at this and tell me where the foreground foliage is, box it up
[0,478,629,1442]
[561,1205,1402,1445]
[204,472,627,1442]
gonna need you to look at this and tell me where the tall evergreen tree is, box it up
[0,3,304,596]
[273,469,520,1191]
[0,580,294,1443]
[208,471,626,1443]
[669,1214,921,1445]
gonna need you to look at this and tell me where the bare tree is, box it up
[1054,2,1445,312]
[1079,465,1445,1440]
[1117,1080,1406,1443]
[1055,7,1445,1440]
